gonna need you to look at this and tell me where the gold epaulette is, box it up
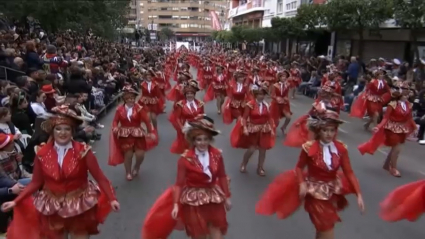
[79,142,92,158]
[388,100,397,109]
[198,100,205,107]
[301,140,314,153]
[181,149,191,162]
[176,100,184,107]
[246,101,254,109]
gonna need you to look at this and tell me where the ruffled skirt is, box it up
[230,119,275,150]
[7,181,112,239]
[142,187,228,239]
[256,170,356,231]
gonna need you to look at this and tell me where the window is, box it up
[277,0,283,13]
[172,16,179,19]
[286,3,290,10]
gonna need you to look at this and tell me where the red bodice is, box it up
[228,82,249,100]
[112,104,151,129]
[213,74,227,85]
[140,81,161,98]
[243,100,272,125]
[367,79,391,97]
[173,146,230,202]
[14,141,116,204]
[295,140,360,195]
[379,101,415,134]
[174,99,205,124]
[273,82,290,99]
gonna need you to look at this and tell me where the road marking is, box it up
[290,102,296,107]
[338,128,348,133]
[378,148,389,155]
[340,119,351,124]
[418,171,425,176]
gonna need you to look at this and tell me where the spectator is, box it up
[347,56,360,84]
[11,92,33,135]
[40,83,56,111]
[65,65,91,94]
[24,40,42,70]
[0,133,31,183]
[0,173,23,233]
[30,90,51,120]
[299,70,318,94]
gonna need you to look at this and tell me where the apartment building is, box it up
[123,0,142,33]
[136,0,228,41]
[228,0,265,28]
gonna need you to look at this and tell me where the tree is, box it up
[323,0,393,58]
[295,4,327,40]
[271,17,304,40]
[392,0,425,60]
[0,0,130,39]
[159,27,175,41]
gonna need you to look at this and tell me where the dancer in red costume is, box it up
[270,70,292,135]
[256,109,364,239]
[166,72,191,104]
[142,116,231,239]
[222,69,250,124]
[284,83,342,148]
[200,59,214,90]
[358,81,416,177]
[350,68,391,130]
[169,80,204,154]
[289,61,302,99]
[2,105,120,239]
[109,85,157,181]
[204,65,227,114]
[380,179,425,222]
[230,82,276,176]
[138,69,165,129]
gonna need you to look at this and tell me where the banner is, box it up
[210,11,222,31]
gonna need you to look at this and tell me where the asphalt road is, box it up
[93,68,425,239]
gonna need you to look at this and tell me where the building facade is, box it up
[134,0,228,41]
[228,0,266,28]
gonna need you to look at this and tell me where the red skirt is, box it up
[119,136,150,152]
[358,128,408,155]
[283,114,311,148]
[230,120,275,150]
[142,188,228,239]
[221,98,243,125]
[366,101,384,116]
[256,171,356,232]
[270,101,292,125]
[141,103,163,115]
[380,180,425,222]
[7,189,112,239]
[180,203,228,237]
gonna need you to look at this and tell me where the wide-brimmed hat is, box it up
[179,71,192,79]
[122,85,139,99]
[277,70,290,78]
[188,115,220,136]
[41,84,56,94]
[0,133,13,149]
[252,81,269,95]
[41,105,84,133]
[308,108,343,130]
[184,80,200,94]
[252,66,260,72]
[234,68,247,77]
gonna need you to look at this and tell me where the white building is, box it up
[262,0,301,28]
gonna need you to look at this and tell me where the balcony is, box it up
[228,0,266,19]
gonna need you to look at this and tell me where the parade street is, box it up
[93,68,425,239]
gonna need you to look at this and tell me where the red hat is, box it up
[41,105,83,133]
[187,115,220,136]
[122,85,139,100]
[184,80,200,94]
[252,81,269,95]
[0,134,13,149]
[41,84,56,94]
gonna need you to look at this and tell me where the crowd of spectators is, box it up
[0,20,145,234]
